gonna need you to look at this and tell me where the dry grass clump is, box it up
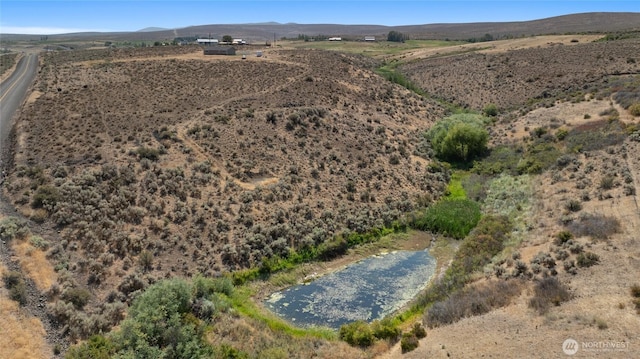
[12,240,56,291]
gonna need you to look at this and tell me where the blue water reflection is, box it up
[264,250,436,329]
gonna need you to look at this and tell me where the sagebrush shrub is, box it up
[529,277,571,314]
[576,252,600,267]
[425,279,523,327]
[565,199,582,212]
[31,185,61,209]
[567,214,620,240]
[62,287,92,309]
[3,271,27,305]
[554,231,573,246]
[411,322,427,339]
[401,333,419,353]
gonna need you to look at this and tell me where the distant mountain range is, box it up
[2,12,640,42]
[137,27,170,33]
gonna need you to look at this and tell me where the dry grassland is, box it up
[12,239,57,291]
[0,264,51,359]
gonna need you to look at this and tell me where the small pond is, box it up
[264,250,436,329]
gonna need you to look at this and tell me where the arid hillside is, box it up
[401,38,640,111]
[3,44,451,345]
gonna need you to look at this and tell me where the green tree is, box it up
[427,114,489,162]
[387,31,408,42]
[222,35,233,43]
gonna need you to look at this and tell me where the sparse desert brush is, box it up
[483,103,498,117]
[599,175,615,190]
[556,127,569,140]
[135,146,161,161]
[31,185,61,209]
[565,119,627,152]
[62,287,92,310]
[530,252,556,270]
[29,208,49,223]
[411,322,427,339]
[425,279,524,327]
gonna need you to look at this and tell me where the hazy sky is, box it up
[1,1,638,35]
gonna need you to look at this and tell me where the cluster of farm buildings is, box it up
[197,35,376,46]
[198,35,376,56]
[197,38,246,45]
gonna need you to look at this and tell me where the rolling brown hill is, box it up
[2,12,640,43]
[401,37,640,111]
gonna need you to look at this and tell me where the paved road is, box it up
[0,53,39,157]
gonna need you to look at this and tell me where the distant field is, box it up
[285,39,467,57]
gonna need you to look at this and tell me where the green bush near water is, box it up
[410,199,481,239]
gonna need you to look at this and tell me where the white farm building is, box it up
[197,39,219,45]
